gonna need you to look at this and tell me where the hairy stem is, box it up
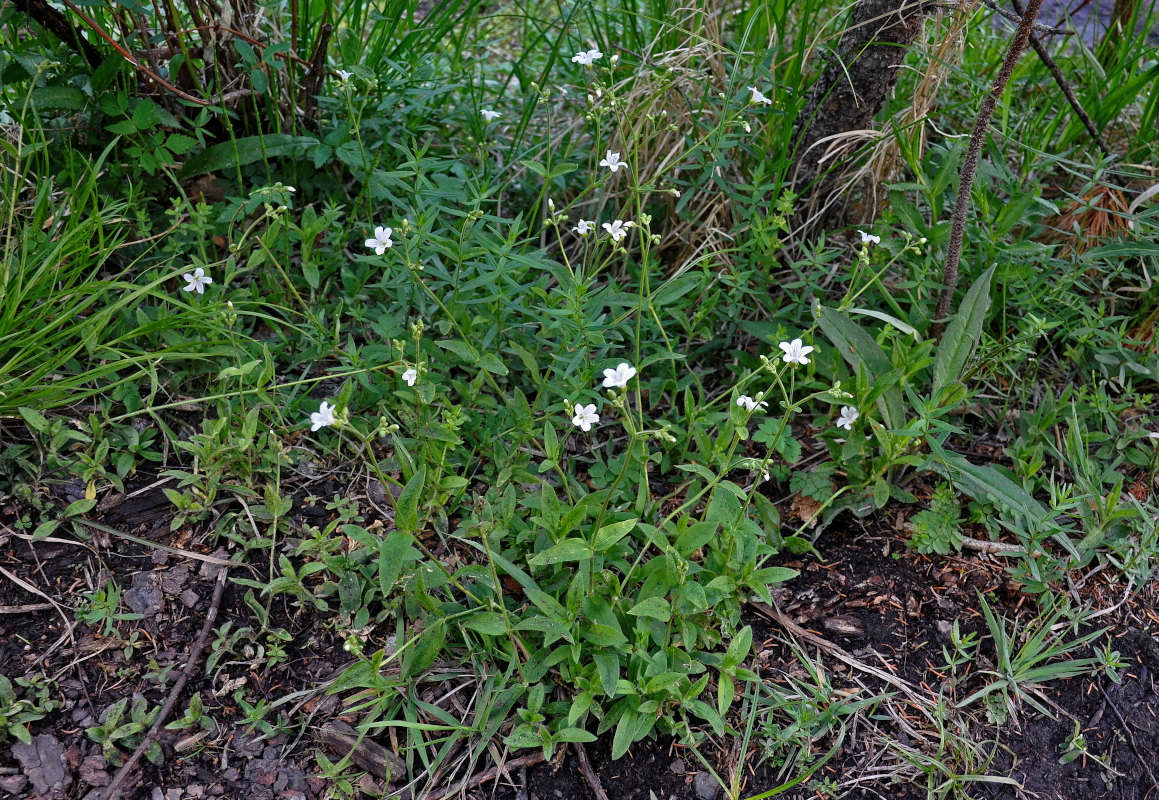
[933,0,1044,336]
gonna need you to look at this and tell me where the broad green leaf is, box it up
[462,612,508,636]
[30,86,87,110]
[675,521,718,556]
[724,626,753,668]
[583,623,628,647]
[593,518,636,552]
[437,339,477,362]
[594,650,619,697]
[179,134,318,177]
[554,727,596,743]
[395,468,425,533]
[931,452,1046,525]
[529,538,592,566]
[611,710,638,759]
[476,352,509,375]
[379,532,416,595]
[18,407,50,434]
[932,265,995,397]
[627,596,671,622]
[717,671,735,718]
[402,619,445,679]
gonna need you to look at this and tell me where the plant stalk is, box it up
[933,0,1044,338]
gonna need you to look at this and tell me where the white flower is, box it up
[571,403,599,432]
[574,219,594,235]
[335,69,353,82]
[602,363,637,388]
[779,338,814,365]
[1149,431,1159,439]
[858,230,880,245]
[310,401,336,432]
[599,150,626,173]
[402,368,418,386]
[572,48,603,66]
[836,406,859,430]
[365,226,393,255]
[602,219,631,242]
[181,267,213,294]
[748,86,771,106]
[480,109,501,121]
[736,395,768,412]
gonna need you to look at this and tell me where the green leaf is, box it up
[395,468,426,533]
[724,626,753,668]
[437,339,477,362]
[402,620,445,679]
[848,307,920,340]
[627,596,671,622]
[593,650,619,697]
[302,261,320,290]
[462,612,508,636]
[593,518,636,552]
[675,521,717,557]
[379,532,416,596]
[554,727,596,743]
[717,671,735,718]
[583,623,628,647]
[18,407,50,434]
[611,711,638,759]
[930,452,1047,525]
[932,265,995,397]
[64,498,96,517]
[179,134,319,177]
[874,476,890,509]
[529,538,592,566]
[476,352,509,375]
[30,86,87,110]
[817,307,904,428]
[749,567,799,585]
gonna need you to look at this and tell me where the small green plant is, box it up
[86,696,161,766]
[908,483,965,555]
[959,594,1104,725]
[75,580,143,636]
[0,673,59,744]
[1058,720,1086,765]
[165,692,214,734]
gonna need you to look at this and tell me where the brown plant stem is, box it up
[1012,0,1111,157]
[573,742,610,800]
[101,567,229,800]
[933,0,1045,338]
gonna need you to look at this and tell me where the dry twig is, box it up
[572,742,610,800]
[101,567,229,800]
[438,752,546,799]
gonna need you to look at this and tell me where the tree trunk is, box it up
[789,0,928,205]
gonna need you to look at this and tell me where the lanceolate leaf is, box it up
[932,265,995,397]
[817,306,905,428]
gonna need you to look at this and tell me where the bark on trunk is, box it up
[789,0,928,199]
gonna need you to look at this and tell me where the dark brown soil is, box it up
[4,482,1159,800]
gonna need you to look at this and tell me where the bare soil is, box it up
[3,480,1158,800]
